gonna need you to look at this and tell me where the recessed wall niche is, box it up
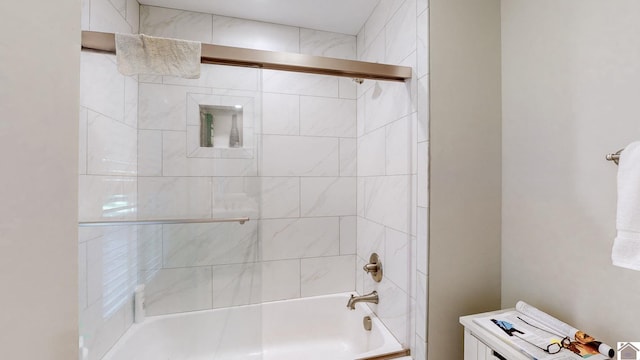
[199,105,244,148]
[186,92,257,159]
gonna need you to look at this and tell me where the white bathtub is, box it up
[102,293,408,360]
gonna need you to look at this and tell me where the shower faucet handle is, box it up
[363,253,382,282]
[363,263,378,272]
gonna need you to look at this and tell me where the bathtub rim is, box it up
[102,292,406,360]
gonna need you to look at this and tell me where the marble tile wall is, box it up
[136,5,359,318]
[79,1,140,359]
[356,0,429,358]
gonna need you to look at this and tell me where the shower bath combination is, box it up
[78,1,426,358]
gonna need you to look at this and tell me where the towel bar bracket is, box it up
[606,148,624,165]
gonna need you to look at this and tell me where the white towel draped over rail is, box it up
[115,33,201,78]
[611,141,640,271]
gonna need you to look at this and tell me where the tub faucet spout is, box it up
[346,291,378,310]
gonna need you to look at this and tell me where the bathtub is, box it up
[102,292,409,360]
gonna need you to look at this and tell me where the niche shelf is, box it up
[199,105,244,149]
[186,92,256,160]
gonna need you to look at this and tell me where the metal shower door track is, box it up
[81,31,412,82]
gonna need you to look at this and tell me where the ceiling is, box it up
[138,0,380,35]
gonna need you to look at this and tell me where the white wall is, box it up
[428,0,502,359]
[502,0,640,346]
[355,0,429,357]
[0,0,80,359]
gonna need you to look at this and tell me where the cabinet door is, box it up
[464,330,487,360]
[464,330,511,360]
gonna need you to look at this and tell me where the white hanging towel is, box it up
[115,33,201,79]
[612,141,640,271]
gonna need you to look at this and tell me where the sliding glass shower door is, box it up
[78,48,265,359]
[135,63,264,358]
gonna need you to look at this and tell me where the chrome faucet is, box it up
[346,291,378,310]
